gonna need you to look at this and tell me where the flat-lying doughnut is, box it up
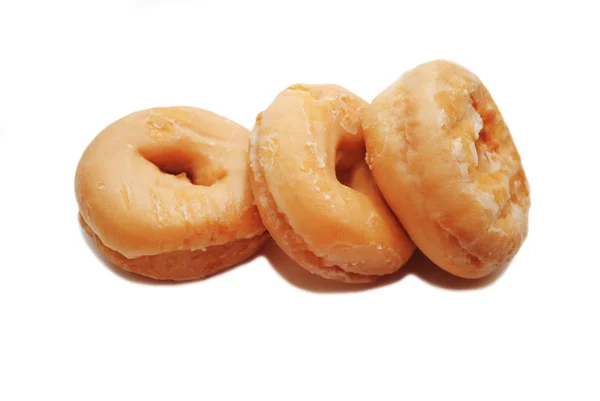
[363,60,530,278]
[249,84,416,283]
[75,107,268,280]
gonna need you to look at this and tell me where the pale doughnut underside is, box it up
[249,160,377,284]
[364,60,530,278]
[81,215,269,281]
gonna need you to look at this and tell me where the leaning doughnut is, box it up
[363,60,530,278]
[75,107,268,280]
[249,84,416,284]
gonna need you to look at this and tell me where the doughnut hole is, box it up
[334,141,365,188]
[332,96,367,190]
[335,166,352,188]
[300,86,368,193]
[140,146,227,187]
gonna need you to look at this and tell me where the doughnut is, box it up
[249,84,416,283]
[363,60,530,278]
[75,107,268,280]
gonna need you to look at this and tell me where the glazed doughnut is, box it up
[249,84,416,283]
[76,107,268,280]
[363,60,530,278]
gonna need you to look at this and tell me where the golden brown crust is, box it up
[80,215,269,281]
[364,60,530,278]
[249,84,415,283]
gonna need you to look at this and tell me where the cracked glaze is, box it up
[364,61,530,278]
[75,107,265,259]
[248,84,415,283]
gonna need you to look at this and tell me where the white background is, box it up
[1,1,599,400]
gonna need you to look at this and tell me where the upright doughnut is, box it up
[76,107,268,280]
[363,60,530,278]
[249,84,416,283]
